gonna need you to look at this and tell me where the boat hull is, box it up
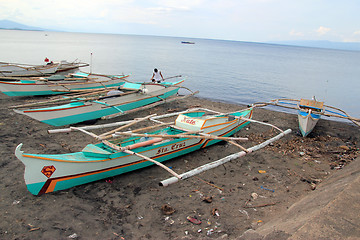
[15,84,180,126]
[0,63,59,77]
[0,74,128,96]
[15,108,253,195]
[298,110,321,137]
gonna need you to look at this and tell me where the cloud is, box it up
[316,26,331,36]
[289,30,304,37]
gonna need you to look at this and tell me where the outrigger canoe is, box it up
[253,98,360,137]
[297,98,324,137]
[13,80,185,126]
[0,61,59,77]
[0,60,88,77]
[0,72,129,96]
[15,107,253,195]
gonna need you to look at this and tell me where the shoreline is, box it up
[0,94,359,239]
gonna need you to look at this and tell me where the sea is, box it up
[1,30,359,119]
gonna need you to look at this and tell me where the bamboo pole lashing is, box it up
[113,132,248,141]
[48,107,238,134]
[98,114,157,140]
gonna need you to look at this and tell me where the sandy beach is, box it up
[0,93,359,240]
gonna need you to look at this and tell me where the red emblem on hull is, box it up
[41,165,56,178]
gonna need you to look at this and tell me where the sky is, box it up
[1,0,360,43]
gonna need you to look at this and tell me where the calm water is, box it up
[1,30,359,118]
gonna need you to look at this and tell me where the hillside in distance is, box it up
[268,40,360,51]
[0,19,46,31]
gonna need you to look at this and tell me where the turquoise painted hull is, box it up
[44,88,178,126]
[2,82,126,96]
[16,108,253,195]
[15,86,180,126]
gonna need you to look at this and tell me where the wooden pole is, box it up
[98,114,157,140]
[160,129,292,187]
[69,125,181,179]
[102,90,199,120]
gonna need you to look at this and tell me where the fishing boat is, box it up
[0,61,59,77]
[297,98,324,137]
[55,60,89,73]
[15,107,255,195]
[0,72,130,96]
[0,60,89,78]
[13,80,187,126]
[181,41,195,44]
[253,98,360,137]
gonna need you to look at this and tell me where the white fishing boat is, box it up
[297,98,324,137]
[253,98,360,137]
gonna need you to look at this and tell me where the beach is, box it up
[0,94,359,240]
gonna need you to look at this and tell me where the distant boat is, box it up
[181,41,195,44]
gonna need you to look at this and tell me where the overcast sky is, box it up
[1,0,360,42]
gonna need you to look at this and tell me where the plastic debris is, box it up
[251,193,258,199]
[68,233,78,239]
[239,209,250,219]
[187,216,202,225]
[211,208,220,217]
[207,229,214,236]
[258,170,266,173]
[203,196,213,203]
[260,186,274,192]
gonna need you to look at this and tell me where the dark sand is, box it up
[0,94,359,240]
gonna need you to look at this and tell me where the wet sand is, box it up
[0,94,359,239]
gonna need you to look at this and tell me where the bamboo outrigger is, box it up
[0,72,129,96]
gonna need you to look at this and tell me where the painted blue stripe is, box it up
[42,88,179,126]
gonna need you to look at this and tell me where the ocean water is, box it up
[1,30,359,118]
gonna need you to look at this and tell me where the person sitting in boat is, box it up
[150,68,164,83]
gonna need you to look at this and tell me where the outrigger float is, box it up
[12,78,191,126]
[15,107,291,195]
[0,72,130,96]
[253,98,360,137]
